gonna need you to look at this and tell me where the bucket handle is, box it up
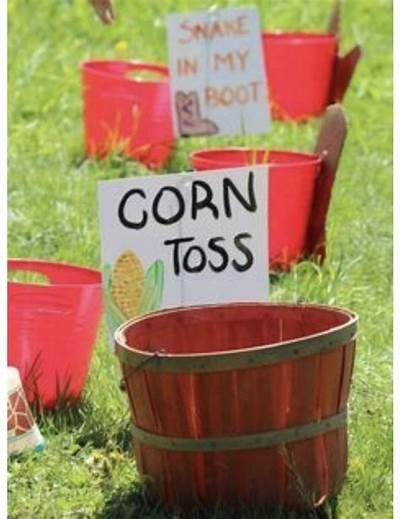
[82,60,169,83]
[304,104,347,262]
[121,61,169,82]
[8,259,63,285]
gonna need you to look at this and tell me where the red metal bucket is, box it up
[81,60,174,169]
[8,259,103,409]
[262,33,338,121]
[190,148,321,269]
[116,303,357,513]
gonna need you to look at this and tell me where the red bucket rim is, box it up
[262,31,338,44]
[115,302,358,369]
[8,258,102,288]
[190,148,322,170]
[80,59,169,84]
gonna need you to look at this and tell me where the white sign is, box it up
[166,6,271,138]
[98,167,268,344]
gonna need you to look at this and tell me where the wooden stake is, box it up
[304,104,348,262]
[327,0,341,34]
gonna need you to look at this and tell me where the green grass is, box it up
[8,0,392,517]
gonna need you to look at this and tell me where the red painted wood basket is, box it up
[116,303,357,513]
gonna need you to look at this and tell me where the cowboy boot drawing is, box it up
[175,91,219,137]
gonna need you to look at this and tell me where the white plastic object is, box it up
[7,367,45,455]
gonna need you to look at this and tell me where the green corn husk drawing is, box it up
[137,259,165,315]
[102,258,165,340]
[102,263,126,334]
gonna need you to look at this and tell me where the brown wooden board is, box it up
[331,45,362,102]
[304,104,348,262]
[326,0,341,35]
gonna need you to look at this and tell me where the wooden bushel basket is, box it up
[115,303,358,513]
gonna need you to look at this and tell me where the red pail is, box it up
[8,259,103,409]
[81,60,174,169]
[262,33,338,121]
[190,148,321,269]
[116,303,357,513]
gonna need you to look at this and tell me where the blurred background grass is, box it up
[8,0,392,516]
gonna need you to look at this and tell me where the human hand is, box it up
[90,0,115,24]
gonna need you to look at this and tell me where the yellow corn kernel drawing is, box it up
[111,250,144,319]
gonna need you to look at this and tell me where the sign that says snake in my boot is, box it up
[98,167,268,347]
[166,7,271,138]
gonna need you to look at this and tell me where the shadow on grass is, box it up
[96,486,167,518]
[36,397,133,453]
[36,399,88,430]
[270,271,286,285]
[74,409,133,453]
[97,486,339,519]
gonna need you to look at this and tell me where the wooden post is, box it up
[304,104,348,262]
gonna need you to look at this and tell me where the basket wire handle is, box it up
[119,350,166,391]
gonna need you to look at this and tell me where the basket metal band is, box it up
[131,411,347,452]
[116,320,357,373]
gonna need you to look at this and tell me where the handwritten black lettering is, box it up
[223,171,256,218]
[208,236,229,272]
[153,186,185,225]
[164,237,195,275]
[183,245,207,273]
[118,189,147,229]
[191,180,219,220]
[232,232,253,272]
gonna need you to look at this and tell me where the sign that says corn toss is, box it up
[166,7,271,138]
[98,167,268,345]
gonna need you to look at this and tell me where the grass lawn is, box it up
[8,0,392,517]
